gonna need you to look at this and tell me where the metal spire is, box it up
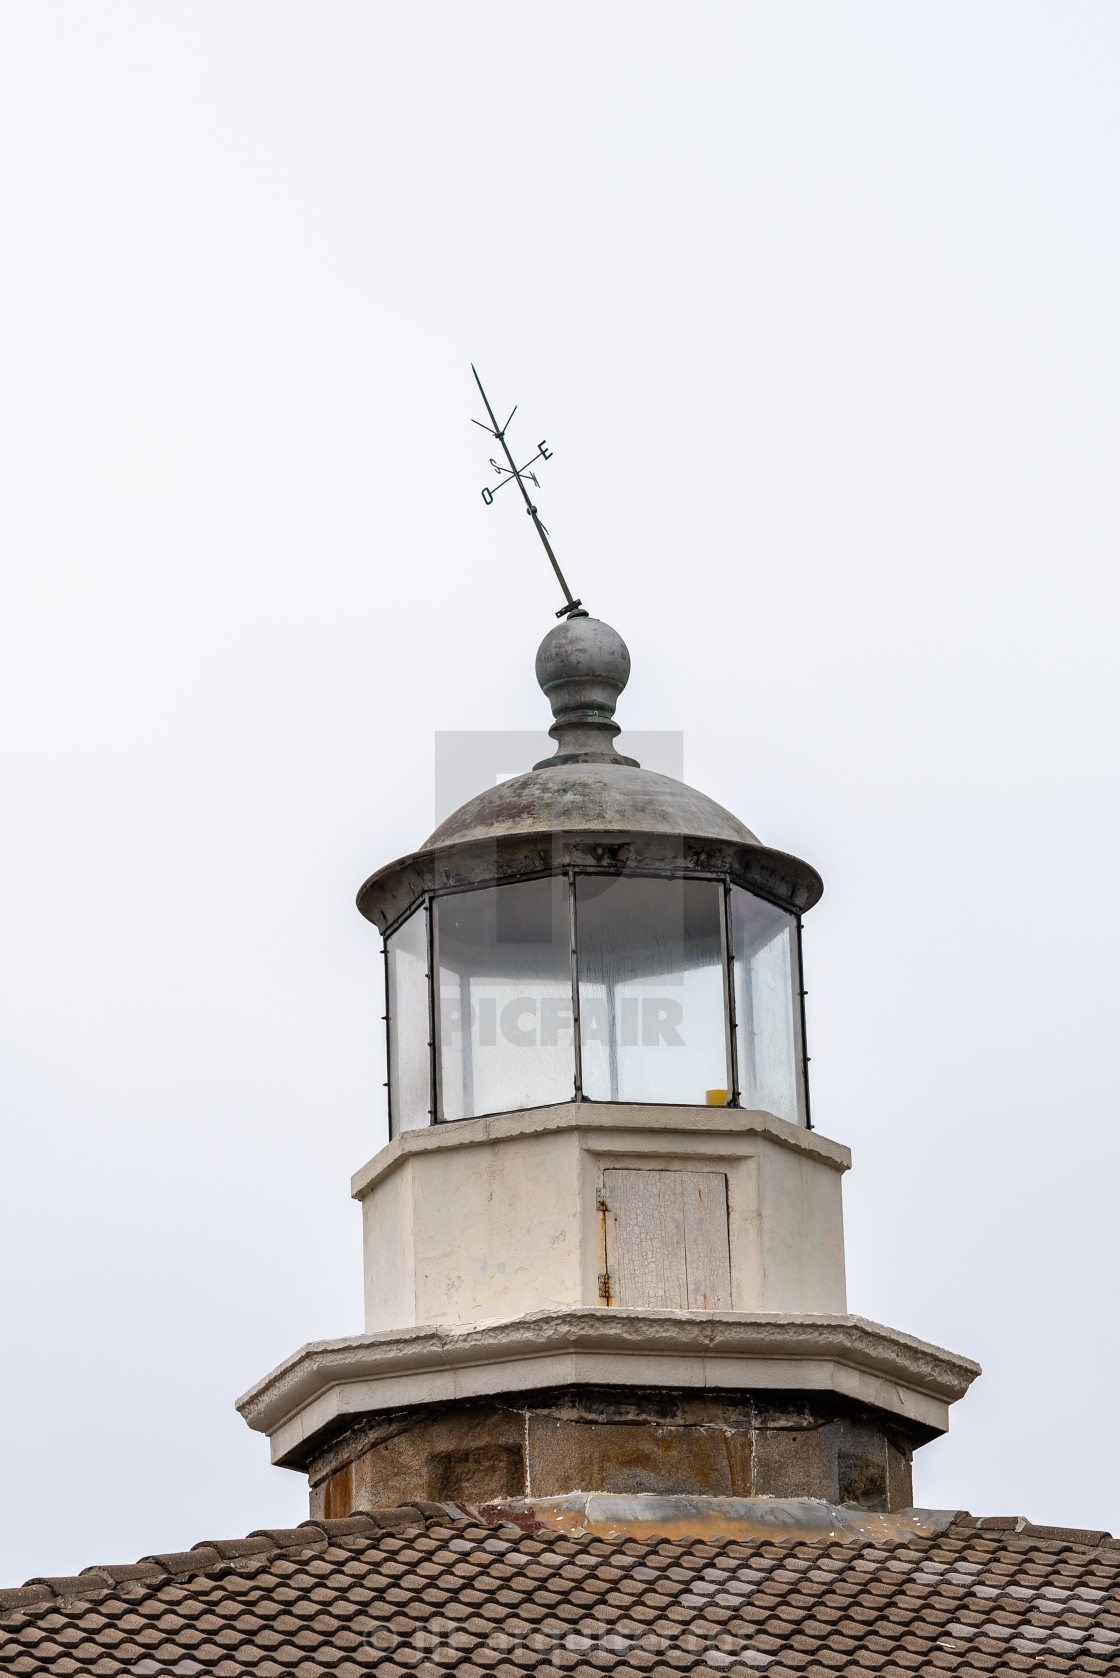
[471,365,584,619]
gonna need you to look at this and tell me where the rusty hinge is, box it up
[596,1190,611,1213]
[597,1272,612,1302]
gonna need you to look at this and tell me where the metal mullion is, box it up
[568,869,584,1102]
[426,895,440,1125]
[382,941,395,1139]
[722,880,740,1108]
[794,913,812,1131]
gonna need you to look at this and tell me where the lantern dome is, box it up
[358,614,823,928]
[423,760,758,851]
[425,611,761,851]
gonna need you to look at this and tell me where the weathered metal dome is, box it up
[357,614,822,930]
[424,612,758,850]
[424,761,758,851]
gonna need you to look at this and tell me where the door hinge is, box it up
[598,1272,612,1302]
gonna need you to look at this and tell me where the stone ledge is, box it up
[237,1309,980,1467]
[350,1102,851,1200]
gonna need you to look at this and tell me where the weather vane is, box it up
[471,365,583,618]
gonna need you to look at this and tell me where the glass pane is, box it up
[576,876,730,1105]
[435,877,575,1121]
[731,884,805,1125]
[386,904,431,1136]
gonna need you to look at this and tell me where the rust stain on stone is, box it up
[321,1463,353,1521]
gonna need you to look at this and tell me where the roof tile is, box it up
[8,1511,1120,1675]
[138,1548,221,1574]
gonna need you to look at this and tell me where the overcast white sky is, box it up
[1,1,1118,1583]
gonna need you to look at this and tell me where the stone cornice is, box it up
[237,1309,980,1468]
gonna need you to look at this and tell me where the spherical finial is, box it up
[533,615,639,769]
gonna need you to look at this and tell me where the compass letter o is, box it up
[481,486,494,504]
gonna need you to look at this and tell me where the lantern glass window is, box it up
[386,903,431,1137]
[575,875,730,1106]
[434,876,575,1122]
[731,883,805,1125]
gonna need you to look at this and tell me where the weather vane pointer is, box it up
[471,365,583,618]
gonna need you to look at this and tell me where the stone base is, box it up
[238,1310,979,1521]
[306,1385,919,1518]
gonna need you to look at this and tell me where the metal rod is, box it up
[471,364,581,613]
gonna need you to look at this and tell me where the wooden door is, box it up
[601,1168,732,1310]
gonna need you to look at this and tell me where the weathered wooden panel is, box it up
[603,1168,686,1309]
[603,1169,731,1310]
[680,1171,733,1310]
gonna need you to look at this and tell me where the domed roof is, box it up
[425,612,758,849]
[424,761,758,850]
[356,610,823,929]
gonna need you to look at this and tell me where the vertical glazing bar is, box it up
[568,869,583,1102]
[722,880,740,1107]
[383,940,395,1140]
[794,913,812,1130]
[426,896,440,1124]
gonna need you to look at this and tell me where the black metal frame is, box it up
[384,867,811,1140]
[795,914,813,1131]
[359,826,823,937]
[383,895,436,1139]
[721,879,741,1109]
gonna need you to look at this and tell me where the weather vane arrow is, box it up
[471,365,584,619]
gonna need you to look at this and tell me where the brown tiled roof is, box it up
[2,1503,1119,1676]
